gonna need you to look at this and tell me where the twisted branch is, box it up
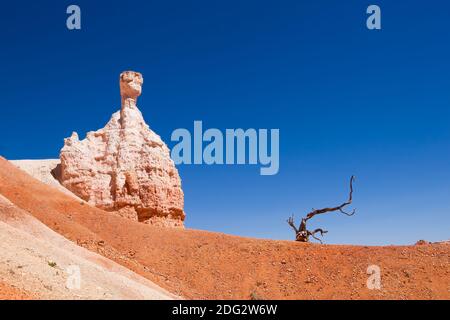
[287,215,298,234]
[305,176,356,221]
[286,176,356,243]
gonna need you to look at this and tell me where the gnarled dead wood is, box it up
[287,176,356,243]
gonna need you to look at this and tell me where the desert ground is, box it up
[0,156,449,300]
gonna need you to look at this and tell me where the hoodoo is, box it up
[59,71,185,227]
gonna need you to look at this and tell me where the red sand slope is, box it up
[0,157,449,299]
[0,282,37,300]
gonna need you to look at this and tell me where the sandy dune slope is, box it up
[0,194,177,300]
[1,156,449,299]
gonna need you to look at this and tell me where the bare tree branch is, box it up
[287,215,298,234]
[311,228,328,237]
[310,233,323,244]
[286,176,356,243]
[305,175,356,221]
[307,228,328,244]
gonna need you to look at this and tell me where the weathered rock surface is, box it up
[60,71,185,227]
[10,159,84,202]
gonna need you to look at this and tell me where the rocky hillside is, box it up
[0,157,448,299]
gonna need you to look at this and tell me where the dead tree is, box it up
[287,176,356,243]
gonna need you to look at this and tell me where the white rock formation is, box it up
[10,159,84,201]
[60,71,185,227]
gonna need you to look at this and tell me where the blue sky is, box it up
[1,1,449,245]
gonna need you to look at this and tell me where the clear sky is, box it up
[1,1,449,245]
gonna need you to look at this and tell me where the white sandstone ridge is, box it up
[60,71,185,227]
